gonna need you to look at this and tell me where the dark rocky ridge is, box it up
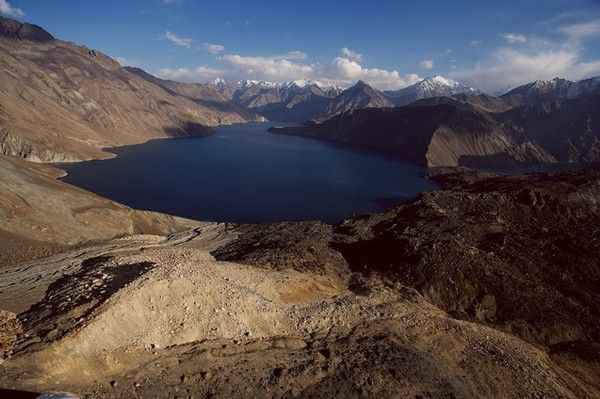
[0,17,54,42]
[269,104,554,167]
[271,90,600,167]
[495,95,600,163]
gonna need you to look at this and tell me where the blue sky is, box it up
[2,0,600,91]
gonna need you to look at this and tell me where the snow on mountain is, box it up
[500,76,600,107]
[383,75,478,106]
[207,78,342,92]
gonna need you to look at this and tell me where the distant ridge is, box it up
[204,79,392,122]
[269,104,554,167]
[0,16,54,41]
[270,77,600,167]
[500,76,600,107]
[383,75,477,106]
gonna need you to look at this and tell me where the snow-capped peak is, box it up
[383,75,477,102]
[424,75,460,88]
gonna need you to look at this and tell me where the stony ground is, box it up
[1,164,599,398]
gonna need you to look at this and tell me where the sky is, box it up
[2,0,600,92]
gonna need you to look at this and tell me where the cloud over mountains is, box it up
[155,16,600,92]
[157,48,421,90]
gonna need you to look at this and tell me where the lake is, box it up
[57,122,437,223]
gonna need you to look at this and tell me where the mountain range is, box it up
[197,78,392,122]
[270,77,600,167]
[1,15,600,168]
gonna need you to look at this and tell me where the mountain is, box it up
[494,95,600,163]
[383,75,477,106]
[269,104,553,167]
[0,16,54,41]
[500,76,600,108]
[324,80,394,118]
[406,76,600,114]
[0,16,260,163]
[408,93,512,113]
[228,80,339,122]
[271,84,600,167]
[206,79,391,122]
[124,67,265,123]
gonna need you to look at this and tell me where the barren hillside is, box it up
[0,17,261,162]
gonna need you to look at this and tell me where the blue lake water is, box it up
[57,122,438,223]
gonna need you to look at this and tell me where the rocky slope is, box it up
[1,166,599,398]
[0,17,258,162]
[324,80,394,118]
[494,95,600,163]
[0,154,197,268]
[214,167,600,396]
[417,92,512,113]
[124,67,265,123]
[269,104,554,167]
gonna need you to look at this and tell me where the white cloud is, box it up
[218,54,314,81]
[327,57,421,89]
[502,33,528,44]
[155,66,224,82]
[453,46,600,92]
[163,0,184,4]
[202,42,225,54]
[453,18,600,92]
[273,51,307,60]
[470,40,483,47]
[163,31,193,48]
[340,47,362,62]
[558,19,600,40]
[159,51,420,90]
[419,59,434,69]
[0,0,25,17]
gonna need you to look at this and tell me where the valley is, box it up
[1,8,600,399]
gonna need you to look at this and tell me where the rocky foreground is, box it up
[0,157,599,398]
